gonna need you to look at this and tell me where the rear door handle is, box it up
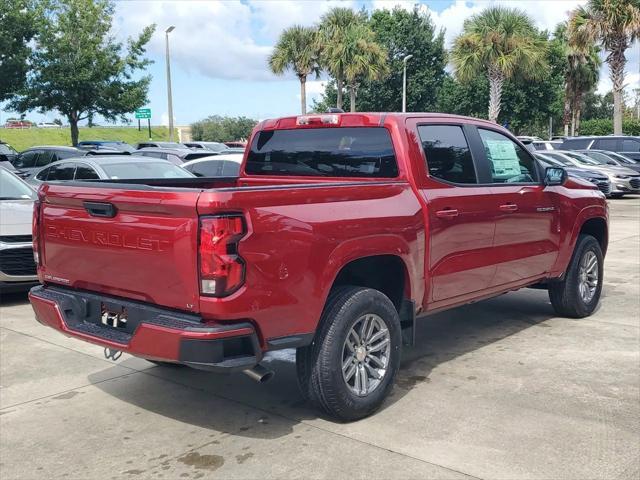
[499,203,518,213]
[435,209,459,219]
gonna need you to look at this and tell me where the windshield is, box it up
[536,154,562,167]
[543,153,574,166]
[0,143,17,155]
[101,161,194,179]
[0,168,36,200]
[606,151,636,164]
[584,151,618,165]
[562,151,601,165]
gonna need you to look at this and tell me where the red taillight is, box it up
[199,215,246,296]
[32,200,41,265]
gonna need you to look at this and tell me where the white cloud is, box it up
[114,1,272,81]
[112,0,638,96]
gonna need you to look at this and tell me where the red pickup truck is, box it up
[29,113,608,420]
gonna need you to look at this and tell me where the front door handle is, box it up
[499,203,518,213]
[435,209,459,219]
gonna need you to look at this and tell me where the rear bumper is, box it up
[29,285,262,372]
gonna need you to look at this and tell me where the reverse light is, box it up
[296,114,339,126]
[199,215,246,296]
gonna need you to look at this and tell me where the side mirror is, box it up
[544,167,567,186]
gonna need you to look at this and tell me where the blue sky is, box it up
[4,0,639,126]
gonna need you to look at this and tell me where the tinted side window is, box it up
[74,164,100,180]
[47,163,76,181]
[562,138,591,149]
[593,138,617,151]
[13,151,39,169]
[221,161,240,176]
[35,166,51,181]
[35,150,54,167]
[478,129,538,183]
[57,149,82,160]
[621,139,640,152]
[418,125,477,184]
[190,162,222,177]
[246,127,398,177]
[138,151,166,160]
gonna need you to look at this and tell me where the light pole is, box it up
[402,54,413,113]
[165,25,175,142]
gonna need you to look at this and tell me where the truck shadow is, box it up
[89,288,560,437]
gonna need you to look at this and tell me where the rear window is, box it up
[101,161,193,179]
[246,127,398,177]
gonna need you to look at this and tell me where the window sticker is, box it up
[485,139,521,177]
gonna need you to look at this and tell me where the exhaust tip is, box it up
[243,364,275,383]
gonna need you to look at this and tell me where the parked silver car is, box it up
[0,167,38,292]
[27,155,194,187]
[541,150,640,197]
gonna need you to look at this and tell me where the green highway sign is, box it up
[135,108,151,119]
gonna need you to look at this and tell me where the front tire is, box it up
[296,286,401,421]
[548,234,603,318]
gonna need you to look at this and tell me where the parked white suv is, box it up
[0,167,38,292]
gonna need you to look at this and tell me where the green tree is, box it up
[268,25,320,115]
[355,6,446,112]
[317,7,366,110]
[10,0,155,145]
[569,0,640,134]
[436,34,565,137]
[0,0,37,102]
[450,6,548,123]
[554,22,601,135]
[342,23,388,112]
[191,116,257,143]
[582,91,615,120]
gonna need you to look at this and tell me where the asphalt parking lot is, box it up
[1,197,638,480]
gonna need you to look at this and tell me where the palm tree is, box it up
[555,23,601,135]
[569,0,640,135]
[450,6,548,123]
[317,7,365,110]
[268,25,320,114]
[342,23,389,112]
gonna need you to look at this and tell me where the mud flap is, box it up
[399,299,415,347]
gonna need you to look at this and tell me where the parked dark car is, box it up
[0,141,18,163]
[10,146,86,178]
[578,150,640,173]
[77,140,135,152]
[561,136,640,161]
[28,155,194,187]
[223,141,247,148]
[182,141,228,152]
[136,147,215,165]
[133,141,189,149]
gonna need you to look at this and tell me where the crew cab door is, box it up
[409,120,497,303]
[473,127,561,286]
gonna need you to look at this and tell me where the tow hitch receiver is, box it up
[104,348,122,361]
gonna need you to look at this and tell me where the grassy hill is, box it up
[0,126,170,151]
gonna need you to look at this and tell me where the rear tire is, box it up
[548,234,603,318]
[296,286,401,421]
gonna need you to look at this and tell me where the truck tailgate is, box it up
[38,183,202,313]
